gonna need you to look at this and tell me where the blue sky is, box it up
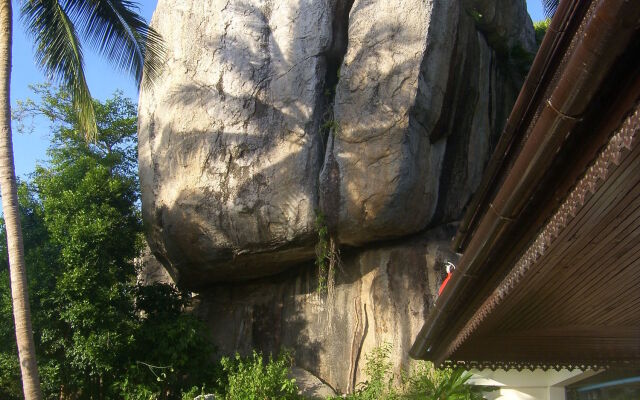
[11,0,156,178]
[11,0,546,179]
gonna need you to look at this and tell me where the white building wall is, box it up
[470,369,599,400]
[484,387,564,400]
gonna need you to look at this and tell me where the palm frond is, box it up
[61,0,165,89]
[542,0,559,18]
[21,0,97,139]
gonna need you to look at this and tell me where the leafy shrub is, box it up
[405,367,491,400]
[181,385,207,400]
[534,19,551,46]
[347,343,399,400]
[333,344,494,400]
[0,86,216,399]
[315,211,330,294]
[217,350,301,400]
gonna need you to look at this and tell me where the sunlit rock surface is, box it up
[138,0,534,285]
[138,0,338,285]
[138,0,535,390]
[327,0,535,245]
[194,225,459,393]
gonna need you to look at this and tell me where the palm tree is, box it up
[0,1,163,398]
[543,0,559,17]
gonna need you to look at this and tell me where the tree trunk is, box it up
[0,1,42,399]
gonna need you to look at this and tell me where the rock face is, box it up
[327,0,535,245]
[136,246,176,286]
[138,0,535,287]
[138,0,336,285]
[289,367,337,399]
[138,0,535,390]
[195,225,459,394]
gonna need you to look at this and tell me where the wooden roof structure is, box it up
[410,0,640,370]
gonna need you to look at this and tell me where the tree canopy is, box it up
[0,86,214,399]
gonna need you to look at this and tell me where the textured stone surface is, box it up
[194,225,459,393]
[138,0,536,390]
[290,367,337,399]
[138,0,337,286]
[138,0,534,286]
[326,0,536,245]
[136,246,176,286]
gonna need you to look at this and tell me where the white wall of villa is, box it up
[470,369,599,400]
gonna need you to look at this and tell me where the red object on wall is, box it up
[439,262,456,295]
[439,273,452,295]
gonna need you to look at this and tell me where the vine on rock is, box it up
[315,211,339,296]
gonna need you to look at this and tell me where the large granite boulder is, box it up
[194,225,459,394]
[138,0,534,286]
[326,0,535,245]
[138,0,339,286]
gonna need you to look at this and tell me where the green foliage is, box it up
[321,119,340,134]
[0,85,214,399]
[0,353,21,399]
[19,0,165,138]
[315,211,330,294]
[348,343,399,400]
[314,209,340,299]
[333,344,494,400]
[180,385,207,400]
[217,350,301,400]
[534,19,551,47]
[404,367,490,400]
